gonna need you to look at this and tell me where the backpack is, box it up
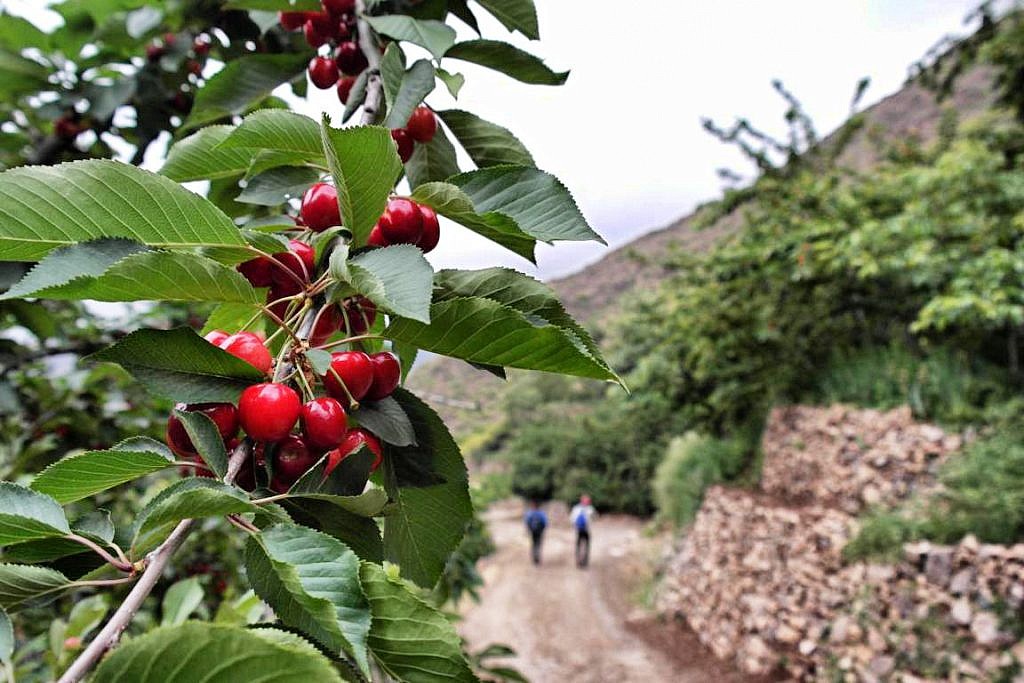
[573,511,588,531]
[526,511,546,533]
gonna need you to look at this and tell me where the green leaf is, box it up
[362,15,456,60]
[238,166,321,206]
[203,302,265,336]
[289,447,375,498]
[379,43,406,113]
[341,70,370,123]
[220,109,324,159]
[385,298,620,382]
[360,562,477,682]
[174,409,229,478]
[383,60,436,130]
[132,479,258,554]
[410,182,535,261]
[436,68,465,98]
[337,245,433,323]
[31,442,173,504]
[438,110,535,168]
[380,390,471,587]
[183,54,309,133]
[65,595,109,640]
[282,489,389,518]
[405,124,461,189]
[0,50,49,99]
[86,327,266,403]
[444,39,567,85]
[0,609,11,665]
[284,499,383,563]
[0,160,244,262]
[0,484,69,547]
[161,577,204,627]
[474,0,538,39]
[3,243,260,304]
[245,524,371,675]
[353,396,417,447]
[450,165,604,244]
[0,564,71,612]
[92,623,344,682]
[319,120,402,246]
[162,126,266,182]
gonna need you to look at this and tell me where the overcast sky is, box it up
[9,0,986,281]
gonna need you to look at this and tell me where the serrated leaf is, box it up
[0,483,69,547]
[281,489,388,518]
[474,0,538,39]
[383,60,436,130]
[445,39,567,85]
[219,109,324,159]
[363,15,456,60]
[379,389,471,587]
[31,444,172,504]
[4,508,116,564]
[92,622,344,682]
[386,297,620,383]
[1,238,147,300]
[379,43,406,113]
[174,409,229,478]
[339,245,433,323]
[0,564,71,612]
[245,524,371,675]
[132,478,258,555]
[405,124,461,189]
[162,126,268,182]
[202,302,265,336]
[410,181,534,261]
[87,327,267,403]
[289,447,375,498]
[319,120,402,246]
[0,160,244,262]
[360,562,477,682]
[438,110,535,168]
[161,577,204,627]
[353,396,416,447]
[238,166,321,206]
[450,165,604,244]
[284,499,383,563]
[436,68,465,98]
[66,594,109,640]
[183,54,309,133]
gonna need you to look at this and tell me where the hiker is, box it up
[524,500,548,565]
[570,494,596,568]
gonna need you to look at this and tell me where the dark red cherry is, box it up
[308,56,339,89]
[342,297,377,335]
[310,304,344,346]
[405,106,437,143]
[237,256,274,287]
[368,223,389,247]
[271,435,316,491]
[416,205,440,252]
[390,128,413,163]
[322,0,355,17]
[303,13,334,48]
[279,11,310,30]
[272,240,315,284]
[337,75,356,104]
[336,41,368,75]
[364,352,400,401]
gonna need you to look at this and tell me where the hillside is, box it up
[409,65,997,440]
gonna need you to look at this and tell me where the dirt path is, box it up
[459,501,757,683]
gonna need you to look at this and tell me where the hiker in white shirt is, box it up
[569,494,596,568]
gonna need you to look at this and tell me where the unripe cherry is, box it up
[300,182,341,232]
[405,106,437,143]
[364,352,400,401]
[379,198,423,245]
[238,383,301,442]
[391,128,414,163]
[301,397,348,450]
[323,351,374,403]
[308,56,339,89]
[417,205,440,252]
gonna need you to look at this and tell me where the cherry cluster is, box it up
[390,106,437,162]
[279,0,368,105]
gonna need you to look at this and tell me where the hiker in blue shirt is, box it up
[523,500,548,565]
[569,494,596,568]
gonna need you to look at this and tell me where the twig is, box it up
[59,442,253,683]
[65,534,134,574]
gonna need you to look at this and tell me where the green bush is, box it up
[652,432,750,528]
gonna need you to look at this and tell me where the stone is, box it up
[949,568,974,595]
[798,639,816,656]
[925,548,954,586]
[869,655,895,677]
[971,612,1000,646]
[950,598,972,625]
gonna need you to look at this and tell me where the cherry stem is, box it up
[328,365,360,410]
[260,304,304,346]
[315,333,386,351]
[247,246,306,289]
[295,366,315,402]
[71,576,138,589]
[65,534,134,573]
[250,493,290,506]
[226,514,259,534]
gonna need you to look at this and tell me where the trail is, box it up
[459,501,758,683]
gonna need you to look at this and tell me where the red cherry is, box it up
[322,0,355,16]
[405,107,437,143]
[237,256,274,287]
[391,128,414,163]
[300,182,341,233]
[273,240,315,284]
[204,329,230,346]
[417,205,440,252]
[54,117,82,139]
[271,435,317,490]
[220,332,272,374]
[367,223,389,247]
[163,32,178,46]
[326,428,383,476]
[310,305,343,346]
[342,296,377,335]
[365,352,400,401]
[301,397,348,450]
[239,383,301,442]
[379,198,423,245]
[166,402,239,456]
[337,75,356,104]
[145,44,164,62]
[308,56,339,89]
[335,20,351,40]
[186,60,202,76]
[193,37,211,56]
[279,11,310,30]
[323,351,374,403]
[336,41,368,75]
[303,13,334,48]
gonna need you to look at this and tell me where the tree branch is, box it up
[58,441,253,683]
[356,0,384,126]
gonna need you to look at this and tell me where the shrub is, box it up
[652,432,750,528]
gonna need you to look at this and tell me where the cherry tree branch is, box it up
[356,0,384,126]
[58,441,253,683]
